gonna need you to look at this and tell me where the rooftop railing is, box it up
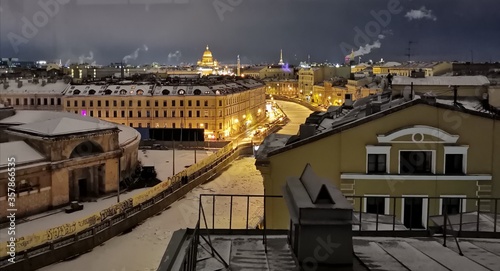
[177,194,500,270]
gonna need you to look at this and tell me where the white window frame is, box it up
[443,146,469,174]
[401,195,429,229]
[439,195,467,215]
[398,150,436,174]
[366,146,391,174]
[363,194,390,215]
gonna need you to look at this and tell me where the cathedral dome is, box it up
[203,46,213,58]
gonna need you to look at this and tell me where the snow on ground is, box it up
[40,156,264,271]
[0,150,213,243]
[138,149,214,181]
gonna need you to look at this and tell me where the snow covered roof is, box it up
[0,110,98,125]
[65,84,155,96]
[265,94,500,157]
[0,110,138,145]
[381,62,401,67]
[0,141,47,166]
[392,76,490,86]
[0,80,69,94]
[8,117,117,137]
[62,79,263,97]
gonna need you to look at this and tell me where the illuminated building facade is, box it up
[197,46,220,76]
[63,78,266,140]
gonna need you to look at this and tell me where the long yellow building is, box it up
[63,78,266,140]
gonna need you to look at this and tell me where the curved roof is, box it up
[8,117,117,137]
[0,141,46,167]
[0,110,139,145]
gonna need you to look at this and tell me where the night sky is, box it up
[1,0,499,65]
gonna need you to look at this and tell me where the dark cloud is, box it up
[1,0,499,65]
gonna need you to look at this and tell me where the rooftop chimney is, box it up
[299,124,316,140]
[283,164,353,268]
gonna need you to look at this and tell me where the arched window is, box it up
[70,141,104,158]
[178,89,185,95]
[104,89,112,95]
[89,89,96,95]
[193,89,202,95]
[162,89,170,95]
[120,89,127,95]
[137,89,144,95]
[73,89,80,95]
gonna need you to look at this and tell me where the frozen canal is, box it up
[275,100,313,135]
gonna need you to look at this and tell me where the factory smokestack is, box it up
[237,55,241,76]
[121,62,125,79]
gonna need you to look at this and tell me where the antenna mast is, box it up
[405,41,416,62]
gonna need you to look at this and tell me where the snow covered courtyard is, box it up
[40,156,264,271]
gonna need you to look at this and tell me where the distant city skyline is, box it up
[1,0,499,65]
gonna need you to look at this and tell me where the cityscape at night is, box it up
[1,1,500,271]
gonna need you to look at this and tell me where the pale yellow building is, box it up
[391,75,490,98]
[259,65,296,80]
[255,96,500,229]
[63,79,266,140]
[264,79,298,97]
[241,66,265,79]
[312,77,381,106]
[0,79,67,111]
[351,63,370,73]
[298,66,350,98]
[372,62,402,75]
[374,62,452,76]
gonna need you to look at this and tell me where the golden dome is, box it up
[203,45,213,58]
